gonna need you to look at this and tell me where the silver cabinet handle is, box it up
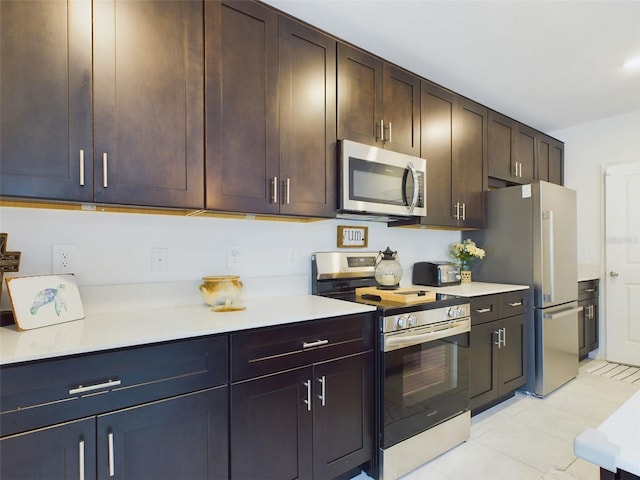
[512,163,518,177]
[544,306,583,320]
[519,162,522,177]
[461,202,466,221]
[585,288,595,293]
[508,301,523,307]
[108,432,115,477]
[79,440,85,480]
[377,119,384,142]
[102,153,108,188]
[318,375,326,407]
[69,379,121,395]
[475,307,491,313]
[454,202,460,220]
[271,176,278,204]
[610,271,619,278]
[502,327,507,347]
[79,150,85,186]
[284,178,290,205]
[303,380,312,411]
[494,329,502,347]
[302,339,328,349]
[387,122,392,143]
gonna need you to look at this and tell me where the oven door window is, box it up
[382,331,469,448]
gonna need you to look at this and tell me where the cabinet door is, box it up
[97,388,228,480]
[337,43,383,147]
[420,81,455,227]
[497,315,526,395]
[231,367,313,479]
[578,299,588,358]
[537,134,551,182]
[549,138,564,185]
[469,322,499,411]
[205,1,279,214]
[586,301,599,352]
[514,123,536,183]
[93,0,204,208]
[0,0,93,201]
[453,98,487,228]
[313,352,374,479]
[279,17,337,217]
[488,110,515,182]
[382,64,420,155]
[0,417,96,480]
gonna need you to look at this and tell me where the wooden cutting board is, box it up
[355,286,436,304]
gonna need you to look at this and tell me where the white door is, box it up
[605,162,640,366]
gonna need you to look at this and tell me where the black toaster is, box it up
[413,261,461,286]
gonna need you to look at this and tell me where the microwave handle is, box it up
[406,161,419,214]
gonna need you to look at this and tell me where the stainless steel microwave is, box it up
[339,139,427,220]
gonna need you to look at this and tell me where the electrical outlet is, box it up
[52,244,77,274]
[227,245,242,269]
[151,248,169,272]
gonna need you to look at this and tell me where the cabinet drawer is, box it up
[231,313,374,382]
[470,295,499,325]
[578,279,599,301]
[498,290,527,318]
[1,335,227,437]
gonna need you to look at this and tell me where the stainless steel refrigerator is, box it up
[469,181,581,397]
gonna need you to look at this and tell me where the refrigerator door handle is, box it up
[543,210,555,303]
[543,306,583,320]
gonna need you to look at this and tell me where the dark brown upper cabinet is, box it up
[416,81,486,229]
[1,0,205,209]
[206,2,336,217]
[277,17,337,217]
[337,43,420,156]
[1,0,93,202]
[488,110,536,185]
[93,0,205,208]
[537,133,564,185]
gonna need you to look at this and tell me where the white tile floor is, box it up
[360,359,640,480]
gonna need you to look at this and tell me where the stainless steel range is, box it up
[311,252,471,480]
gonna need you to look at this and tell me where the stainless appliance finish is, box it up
[469,181,580,397]
[413,261,462,286]
[311,251,471,480]
[339,139,427,220]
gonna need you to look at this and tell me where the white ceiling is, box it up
[262,0,640,134]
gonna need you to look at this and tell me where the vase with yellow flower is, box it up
[450,239,485,283]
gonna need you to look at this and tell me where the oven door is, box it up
[340,140,426,217]
[381,320,470,449]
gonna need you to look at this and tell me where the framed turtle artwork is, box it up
[5,274,85,330]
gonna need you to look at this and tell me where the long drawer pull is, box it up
[475,307,492,313]
[507,301,523,307]
[303,380,312,412]
[102,153,108,188]
[69,379,121,395]
[302,339,328,349]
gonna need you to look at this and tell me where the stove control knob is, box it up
[396,316,407,329]
[407,314,417,327]
[447,307,457,318]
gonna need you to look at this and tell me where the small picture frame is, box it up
[337,225,368,248]
[5,274,85,330]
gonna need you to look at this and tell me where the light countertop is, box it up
[574,390,640,476]
[0,295,376,366]
[414,282,529,297]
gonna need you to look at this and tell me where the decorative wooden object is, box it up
[356,286,436,304]
[337,225,368,248]
[0,233,21,302]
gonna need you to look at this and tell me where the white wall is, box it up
[551,109,640,279]
[0,206,459,312]
[551,109,640,358]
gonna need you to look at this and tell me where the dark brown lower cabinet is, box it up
[0,388,227,480]
[0,417,96,480]
[578,279,599,359]
[469,291,527,413]
[231,352,373,480]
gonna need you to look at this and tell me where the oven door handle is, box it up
[383,319,470,352]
